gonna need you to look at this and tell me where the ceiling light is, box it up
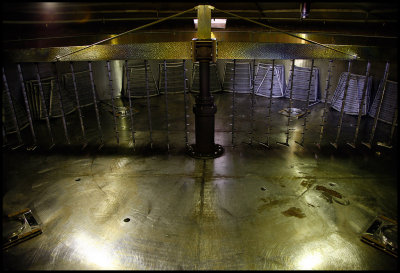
[193,19,227,29]
[300,2,311,19]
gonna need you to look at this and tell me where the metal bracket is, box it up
[191,39,217,63]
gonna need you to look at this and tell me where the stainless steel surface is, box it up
[3,90,397,269]
[106,60,120,145]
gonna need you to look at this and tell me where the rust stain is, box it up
[281,207,306,218]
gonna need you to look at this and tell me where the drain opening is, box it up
[123,218,130,222]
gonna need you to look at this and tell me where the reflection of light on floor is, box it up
[73,232,116,269]
[297,252,323,269]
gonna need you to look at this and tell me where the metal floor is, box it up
[2,92,398,270]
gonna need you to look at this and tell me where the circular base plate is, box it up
[186,144,224,159]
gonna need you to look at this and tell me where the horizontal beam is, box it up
[2,42,396,62]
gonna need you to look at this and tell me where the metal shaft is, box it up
[183,59,189,147]
[52,62,70,144]
[17,63,37,146]
[362,61,390,149]
[277,59,295,146]
[124,60,135,150]
[317,60,333,147]
[2,67,23,144]
[88,61,104,146]
[266,59,275,146]
[296,59,314,147]
[163,60,170,151]
[249,59,256,145]
[347,61,371,148]
[35,63,55,148]
[144,60,153,149]
[231,59,236,146]
[106,60,120,145]
[331,60,352,149]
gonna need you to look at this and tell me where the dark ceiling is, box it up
[2,2,398,48]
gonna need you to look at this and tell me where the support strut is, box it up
[187,5,223,158]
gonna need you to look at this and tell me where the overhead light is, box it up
[300,2,311,19]
[193,18,227,29]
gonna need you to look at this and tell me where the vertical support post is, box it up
[124,60,135,150]
[35,63,55,149]
[316,60,333,148]
[377,107,397,148]
[17,63,37,150]
[106,60,120,145]
[266,59,275,147]
[330,60,352,149]
[362,61,390,149]
[295,59,314,147]
[347,61,371,148]
[2,67,23,147]
[144,60,153,149]
[248,59,256,145]
[231,59,236,147]
[88,61,104,149]
[277,59,295,146]
[52,62,70,145]
[187,4,223,158]
[183,59,189,147]
[163,60,170,151]
[70,62,88,148]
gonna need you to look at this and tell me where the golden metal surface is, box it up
[196,5,213,40]
[2,42,395,63]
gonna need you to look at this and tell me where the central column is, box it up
[187,5,223,158]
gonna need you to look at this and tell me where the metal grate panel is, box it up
[158,62,188,94]
[124,63,159,98]
[63,70,95,107]
[2,88,29,134]
[27,78,76,119]
[331,72,372,116]
[368,80,397,124]
[223,61,252,93]
[284,65,320,102]
[254,63,285,98]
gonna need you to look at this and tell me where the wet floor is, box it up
[2,92,398,270]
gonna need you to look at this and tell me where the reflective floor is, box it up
[2,92,398,270]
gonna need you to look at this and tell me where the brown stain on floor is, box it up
[281,207,306,218]
[315,185,342,198]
